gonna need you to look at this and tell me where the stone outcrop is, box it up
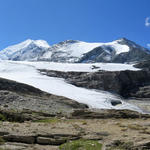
[134,59,150,70]
[71,109,150,119]
[3,135,35,144]
[39,69,150,99]
[0,78,88,116]
[0,77,43,96]
[2,133,80,146]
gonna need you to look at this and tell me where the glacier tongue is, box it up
[0,60,142,112]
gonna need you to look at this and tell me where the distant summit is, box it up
[0,39,50,61]
[0,38,149,63]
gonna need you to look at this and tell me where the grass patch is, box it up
[0,137,5,145]
[34,118,61,123]
[0,114,6,121]
[59,139,102,150]
[107,140,134,150]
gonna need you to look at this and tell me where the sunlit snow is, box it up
[42,40,130,60]
[0,61,142,112]
[14,61,140,72]
[0,39,50,60]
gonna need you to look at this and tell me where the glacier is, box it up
[0,60,142,112]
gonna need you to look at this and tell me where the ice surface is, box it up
[15,61,140,72]
[0,61,142,112]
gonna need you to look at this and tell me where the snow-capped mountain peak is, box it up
[40,38,135,62]
[33,40,50,48]
[40,40,103,62]
[0,38,149,63]
[1,39,50,54]
[16,39,50,49]
[0,39,50,61]
[78,38,150,63]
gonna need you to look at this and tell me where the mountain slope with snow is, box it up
[39,38,150,63]
[40,40,103,62]
[79,38,150,63]
[0,39,50,61]
[39,39,132,62]
[0,38,149,63]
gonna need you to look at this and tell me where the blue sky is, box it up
[0,0,150,49]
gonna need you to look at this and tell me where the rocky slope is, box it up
[0,77,87,116]
[0,38,150,63]
[134,59,150,70]
[0,112,149,150]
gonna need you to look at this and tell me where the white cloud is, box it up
[147,43,150,48]
[145,17,150,27]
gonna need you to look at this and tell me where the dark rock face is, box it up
[40,69,150,99]
[79,46,113,63]
[67,70,150,98]
[134,59,150,70]
[111,100,122,106]
[36,137,66,145]
[3,133,80,146]
[0,78,43,96]
[71,109,150,119]
[3,135,35,144]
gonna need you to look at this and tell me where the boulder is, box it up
[3,134,35,144]
[37,137,66,145]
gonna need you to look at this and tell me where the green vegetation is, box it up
[107,141,134,150]
[0,114,6,121]
[59,139,102,150]
[34,118,61,123]
[0,137,5,145]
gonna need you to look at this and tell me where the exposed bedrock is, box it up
[39,69,150,99]
[0,77,88,116]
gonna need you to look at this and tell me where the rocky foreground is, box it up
[0,78,148,149]
[0,61,150,149]
[0,109,149,150]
